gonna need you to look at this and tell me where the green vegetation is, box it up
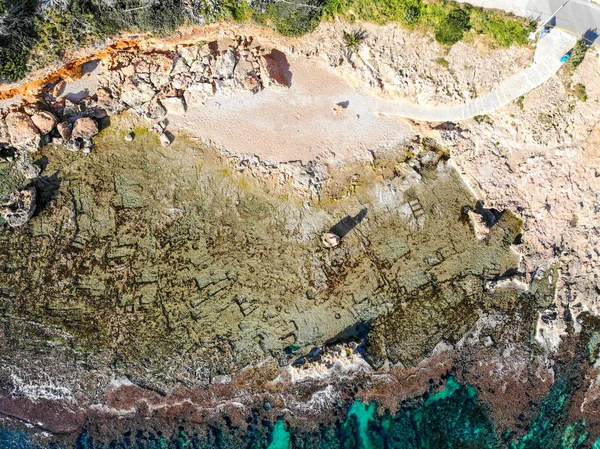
[516,95,525,110]
[321,0,532,46]
[343,29,367,49]
[435,57,449,67]
[260,0,324,36]
[0,0,38,80]
[224,0,253,22]
[568,39,589,69]
[574,83,587,102]
[474,114,494,125]
[0,0,534,82]
[433,6,470,45]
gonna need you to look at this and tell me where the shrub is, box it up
[402,3,422,26]
[474,114,494,125]
[574,83,587,102]
[265,0,324,36]
[516,95,524,110]
[435,57,449,67]
[569,39,588,68]
[343,29,367,49]
[469,8,530,47]
[224,0,253,21]
[0,0,38,81]
[434,7,470,45]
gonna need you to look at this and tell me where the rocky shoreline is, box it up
[0,21,599,449]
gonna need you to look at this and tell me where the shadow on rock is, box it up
[29,173,61,216]
[267,49,293,87]
[329,208,368,239]
[33,156,49,174]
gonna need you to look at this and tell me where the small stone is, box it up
[64,139,81,152]
[160,96,186,116]
[333,101,349,113]
[159,132,172,147]
[124,132,135,142]
[90,107,108,119]
[17,161,41,179]
[72,117,99,140]
[5,112,41,152]
[322,232,340,248]
[0,187,37,227]
[50,80,66,97]
[57,121,73,140]
[81,138,94,154]
[31,111,58,135]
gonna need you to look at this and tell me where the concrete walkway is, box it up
[375,29,577,122]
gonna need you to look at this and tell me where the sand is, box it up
[171,55,412,164]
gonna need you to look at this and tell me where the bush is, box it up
[343,29,367,49]
[569,39,588,68]
[0,0,536,81]
[474,114,494,125]
[574,83,587,102]
[469,8,531,47]
[402,3,422,26]
[434,7,470,45]
[0,0,37,81]
[224,0,253,21]
[265,0,324,36]
[435,57,449,67]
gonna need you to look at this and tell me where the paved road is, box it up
[455,0,600,43]
[375,29,577,121]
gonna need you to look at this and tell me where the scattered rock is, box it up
[64,139,81,152]
[333,101,349,113]
[159,132,172,147]
[121,78,157,111]
[0,187,37,227]
[50,80,66,97]
[31,111,58,135]
[5,112,41,152]
[259,50,291,88]
[213,49,237,80]
[62,99,81,119]
[183,83,215,109]
[322,232,340,248]
[81,138,94,154]
[16,160,41,179]
[57,122,73,140]
[71,117,99,140]
[90,107,108,119]
[160,97,187,116]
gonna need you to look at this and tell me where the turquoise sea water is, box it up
[0,375,596,449]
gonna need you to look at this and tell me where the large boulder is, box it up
[234,58,260,91]
[71,117,99,140]
[0,118,9,146]
[1,187,37,227]
[213,49,237,80]
[57,122,73,140]
[160,96,186,116]
[5,112,41,152]
[120,77,157,111]
[259,50,291,88]
[31,111,58,135]
[183,83,215,109]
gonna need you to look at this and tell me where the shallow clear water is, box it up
[0,375,594,449]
